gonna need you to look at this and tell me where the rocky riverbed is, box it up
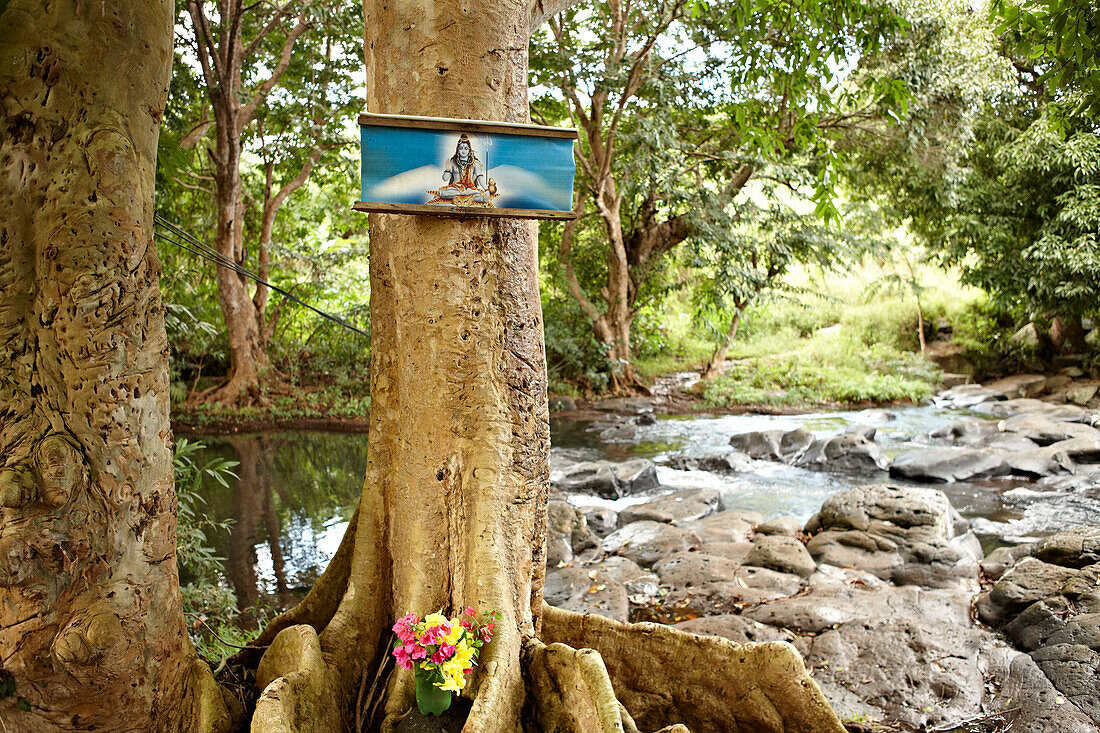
[545,375,1100,731]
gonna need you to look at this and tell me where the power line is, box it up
[153,214,368,338]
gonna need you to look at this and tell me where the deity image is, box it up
[426,133,499,207]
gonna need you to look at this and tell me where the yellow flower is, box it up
[444,621,465,646]
[439,673,464,693]
[424,613,448,628]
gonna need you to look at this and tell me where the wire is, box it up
[153,214,369,338]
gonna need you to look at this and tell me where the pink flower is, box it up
[465,606,476,617]
[392,612,420,644]
[420,621,452,646]
[393,645,413,670]
[431,644,456,664]
[461,620,472,630]
[481,623,494,642]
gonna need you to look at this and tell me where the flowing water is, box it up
[192,405,1100,612]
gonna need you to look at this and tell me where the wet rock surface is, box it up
[539,377,1100,730]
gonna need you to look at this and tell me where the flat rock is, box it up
[587,555,660,598]
[744,535,816,578]
[1003,446,1077,478]
[754,517,801,536]
[672,614,794,645]
[578,505,618,537]
[694,540,752,564]
[601,521,700,568]
[1034,527,1100,568]
[998,413,1100,445]
[677,510,758,544]
[1031,643,1100,724]
[989,647,1098,733]
[745,581,972,633]
[543,566,629,622]
[890,448,1009,482]
[617,488,720,527]
[980,398,1090,422]
[807,619,987,729]
[592,397,653,414]
[665,451,754,474]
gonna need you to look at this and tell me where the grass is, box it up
[702,339,940,407]
[642,257,983,407]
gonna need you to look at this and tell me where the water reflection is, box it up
[193,432,366,613]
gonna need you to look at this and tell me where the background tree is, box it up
[175,0,362,405]
[844,0,1099,347]
[691,187,869,377]
[0,1,233,728]
[531,0,904,390]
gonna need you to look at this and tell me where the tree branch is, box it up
[240,5,315,124]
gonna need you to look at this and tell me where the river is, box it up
[191,405,1100,613]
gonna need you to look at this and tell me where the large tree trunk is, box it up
[247,3,846,733]
[0,2,233,729]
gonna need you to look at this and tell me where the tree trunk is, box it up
[204,161,270,406]
[246,3,846,733]
[703,308,743,379]
[0,3,233,729]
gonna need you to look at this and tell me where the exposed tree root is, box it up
[252,625,341,732]
[540,605,846,733]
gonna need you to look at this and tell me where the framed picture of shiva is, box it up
[355,112,578,221]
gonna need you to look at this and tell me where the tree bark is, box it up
[248,3,847,732]
[0,2,233,729]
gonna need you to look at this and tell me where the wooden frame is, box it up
[356,113,578,220]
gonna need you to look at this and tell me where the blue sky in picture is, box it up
[360,125,575,211]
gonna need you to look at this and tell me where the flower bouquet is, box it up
[391,607,499,716]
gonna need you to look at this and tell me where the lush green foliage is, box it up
[992,0,1100,116]
[173,439,251,665]
[158,2,370,401]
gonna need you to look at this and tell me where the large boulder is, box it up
[890,448,1009,482]
[728,426,813,461]
[806,485,980,588]
[601,520,700,568]
[815,485,957,536]
[617,488,720,527]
